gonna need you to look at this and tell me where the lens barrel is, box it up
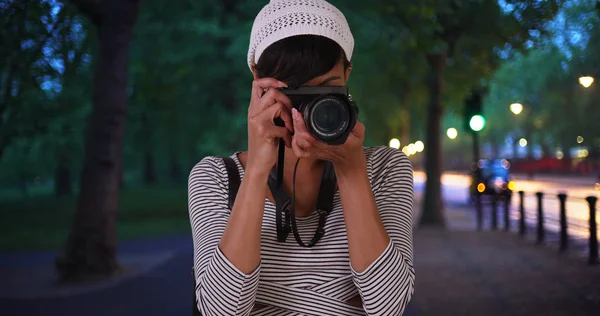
[280,86,358,145]
[305,96,350,141]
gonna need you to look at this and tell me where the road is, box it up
[413,171,600,241]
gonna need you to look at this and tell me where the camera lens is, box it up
[309,97,349,140]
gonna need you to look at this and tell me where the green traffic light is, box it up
[469,115,486,132]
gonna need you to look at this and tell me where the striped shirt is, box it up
[188,146,415,315]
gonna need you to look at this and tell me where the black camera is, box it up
[280,86,358,146]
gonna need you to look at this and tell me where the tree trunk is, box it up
[141,112,156,184]
[18,173,29,198]
[490,135,501,159]
[167,118,182,182]
[561,143,572,160]
[399,106,410,149]
[524,123,534,160]
[189,145,200,171]
[143,151,156,184]
[56,0,140,283]
[169,144,181,182]
[541,142,552,158]
[55,152,73,197]
[419,53,446,227]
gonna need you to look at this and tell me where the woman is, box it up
[188,0,415,315]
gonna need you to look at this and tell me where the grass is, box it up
[0,185,191,253]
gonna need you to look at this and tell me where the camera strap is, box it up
[268,140,336,247]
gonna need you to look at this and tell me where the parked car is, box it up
[470,159,515,201]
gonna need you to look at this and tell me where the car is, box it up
[469,159,515,202]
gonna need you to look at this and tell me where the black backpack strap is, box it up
[316,161,336,214]
[193,155,241,316]
[222,156,241,210]
[268,169,292,242]
[267,159,336,247]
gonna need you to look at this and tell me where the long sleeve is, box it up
[351,147,415,315]
[188,157,261,316]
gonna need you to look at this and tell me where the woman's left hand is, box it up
[291,108,365,170]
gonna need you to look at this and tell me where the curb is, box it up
[0,251,177,300]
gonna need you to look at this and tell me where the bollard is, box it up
[491,191,498,230]
[503,192,512,232]
[519,191,525,236]
[536,192,545,244]
[476,193,483,231]
[557,193,568,252]
[586,196,598,265]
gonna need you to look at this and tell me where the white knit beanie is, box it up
[247,0,355,72]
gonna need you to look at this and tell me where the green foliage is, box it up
[0,1,92,191]
[1,0,598,248]
[1,0,575,191]
[484,0,600,156]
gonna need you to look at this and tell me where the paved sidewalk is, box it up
[0,236,196,316]
[2,204,599,315]
[411,203,600,316]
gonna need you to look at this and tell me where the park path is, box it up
[1,203,599,315]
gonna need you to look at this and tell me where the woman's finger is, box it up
[258,102,293,132]
[255,88,292,113]
[351,121,366,138]
[269,125,292,148]
[292,108,317,142]
[292,137,311,158]
[294,134,313,152]
[251,78,287,103]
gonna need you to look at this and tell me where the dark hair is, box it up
[255,35,351,87]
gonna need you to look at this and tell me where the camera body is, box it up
[280,86,358,146]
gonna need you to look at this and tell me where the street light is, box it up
[407,143,417,155]
[510,103,523,115]
[447,128,458,139]
[414,141,424,152]
[519,138,528,147]
[402,146,409,156]
[577,136,584,144]
[579,76,594,88]
[389,138,401,149]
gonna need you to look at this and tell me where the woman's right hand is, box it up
[246,78,293,176]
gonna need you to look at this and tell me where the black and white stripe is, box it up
[188,146,415,315]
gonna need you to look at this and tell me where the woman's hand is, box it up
[291,108,366,171]
[246,78,294,176]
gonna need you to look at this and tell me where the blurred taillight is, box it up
[508,181,516,191]
[477,183,486,193]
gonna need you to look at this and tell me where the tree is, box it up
[342,1,560,226]
[56,0,140,282]
[484,0,600,161]
[389,0,560,227]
